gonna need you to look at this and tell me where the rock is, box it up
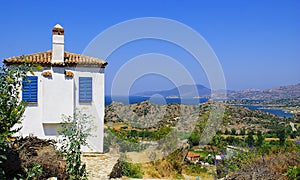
[81,153,119,179]
[109,159,123,179]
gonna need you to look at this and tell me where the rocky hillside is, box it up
[105,101,200,129]
[105,100,289,133]
[221,105,286,133]
[133,83,300,100]
[227,83,300,100]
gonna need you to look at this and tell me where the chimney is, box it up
[52,24,64,63]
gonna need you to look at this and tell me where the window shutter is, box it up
[22,76,38,102]
[79,77,92,102]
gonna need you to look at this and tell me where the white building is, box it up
[3,24,107,152]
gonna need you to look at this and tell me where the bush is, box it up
[189,133,200,146]
[239,128,246,136]
[276,127,286,146]
[286,166,300,180]
[58,110,94,180]
[224,129,230,135]
[184,164,208,175]
[0,63,35,178]
[121,161,143,178]
[104,128,147,153]
[256,130,264,146]
[245,130,255,147]
[231,128,236,135]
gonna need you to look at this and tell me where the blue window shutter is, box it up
[79,77,92,102]
[22,76,38,102]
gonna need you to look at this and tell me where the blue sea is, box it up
[242,105,294,118]
[105,96,208,106]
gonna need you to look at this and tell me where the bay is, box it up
[241,105,293,118]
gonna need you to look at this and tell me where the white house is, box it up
[3,24,107,152]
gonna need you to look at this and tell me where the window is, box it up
[22,76,38,102]
[79,77,92,102]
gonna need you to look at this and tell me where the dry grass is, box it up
[141,160,177,179]
[226,151,300,180]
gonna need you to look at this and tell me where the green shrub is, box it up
[286,166,300,180]
[184,164,208,175]
[23,163,43,180]
[121,161,143,178]
[0,63,36,178]
[58,110,94,180]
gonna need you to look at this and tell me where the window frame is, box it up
[79,77,93,103]
[22,76,38,103]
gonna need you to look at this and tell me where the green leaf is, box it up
[29,172,36,177]
[0,154,7,160]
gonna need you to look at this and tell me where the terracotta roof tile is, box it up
[3,50,107,68]
[187,152,200,157]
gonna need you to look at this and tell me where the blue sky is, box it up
[0,0,299,93]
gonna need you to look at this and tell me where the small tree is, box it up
[58,110,94,180]
[0,63,35,177]
[231,128,236,136]
[239,128,246,136]
[0,64,33,138]
[245,130,255,147]
[256,130,264,146]
[188,133,200,146]
[276,127,286,146]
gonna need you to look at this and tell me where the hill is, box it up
[133,84,211,98]
[228,83,300,100]
[104,100,300,179]
[134,83,300,100]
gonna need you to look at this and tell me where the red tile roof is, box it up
[187,152,200,158]
[3,50,107,68]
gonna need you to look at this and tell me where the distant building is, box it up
[3,24,107,152]
[186,151,200,163]
[290,122,297,132]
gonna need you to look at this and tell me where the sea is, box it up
[105,96,294,118]
[105,96,208,106]
[242,105,294,118]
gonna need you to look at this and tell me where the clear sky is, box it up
[0,0,299,93]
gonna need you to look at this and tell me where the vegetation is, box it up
[0,62,92,179]
[276,126,287,146]
[256,130,264,146]
[286,166,300,180]
[0,63,34,137]
[105,99,300,179]
[121,160,144,178]
[245,130,255,147]
[23,163,43,180]
[0,63,37,178]
[104,128,147,153]
[58,110,94,180]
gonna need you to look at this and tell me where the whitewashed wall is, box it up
[18,67,105,152]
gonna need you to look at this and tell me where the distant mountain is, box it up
[133,84,211,98]
[134,83,300,100]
